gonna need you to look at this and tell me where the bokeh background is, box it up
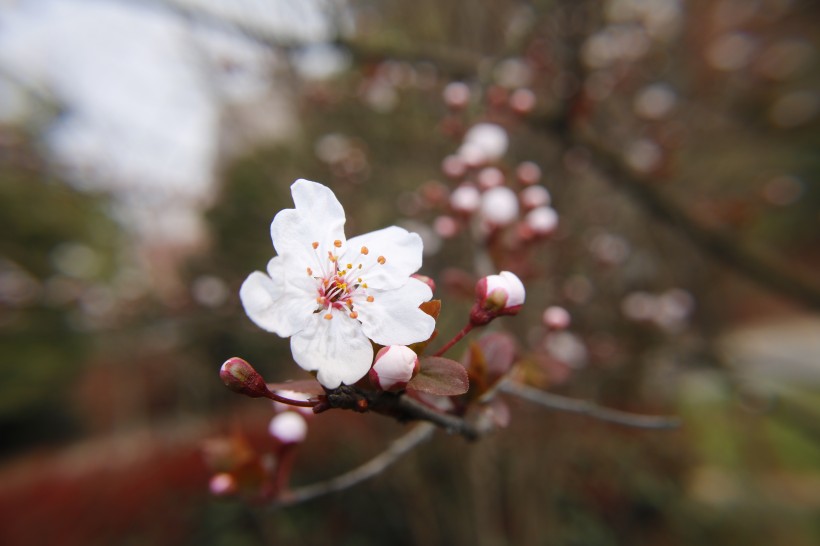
[1,0,819,544]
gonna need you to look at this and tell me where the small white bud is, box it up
[268,412,308,444]
[480,186,519,226]
[543,306,571,330]
[525,206,558,235]
[520,185,551,209]
[370,345,420,392]
[450,184,481,213]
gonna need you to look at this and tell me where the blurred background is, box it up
[1,0,819,544]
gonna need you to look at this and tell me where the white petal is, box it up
[240,270,314,337]
[270,179,347,267]
[356,278,435,346]
[290,311,374,389]
[345,226,424,290]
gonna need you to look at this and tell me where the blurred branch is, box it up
[272,422,435,508]
[573,126,820,312]
[500,381,682,429]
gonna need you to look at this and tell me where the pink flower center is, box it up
[308,242,386,320]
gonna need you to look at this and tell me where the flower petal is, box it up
[240,265,314,338]
[356,278,435,346]
[290,311,374,389]
[345,226,424,290]
[270,179,347,267]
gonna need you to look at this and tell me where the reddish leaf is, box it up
[407,357,469,396]
[419,299,441,320]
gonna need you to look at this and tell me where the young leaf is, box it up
[407,356,469,396]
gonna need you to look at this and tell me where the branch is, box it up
[271,422,435,508]
[499,381,681,429]
[573,127,820,311]
[318,385,481,440]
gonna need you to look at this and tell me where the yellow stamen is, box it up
[367,296,374,302]
[306,267,313,276]
[377,256,386,265]
[346,263,353,270]
[324,313,333,320]
[361,246,369,255]
[349,311,358,319]
[334,240,342,248]
[312,241,319,249]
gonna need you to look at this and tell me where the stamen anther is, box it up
[361,246,369,255]
[312,242,319,249]
[377,256,386,265]
[324,313,333,320]
[334,240,342,248]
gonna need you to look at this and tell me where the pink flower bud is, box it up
[443,81,471,109]
[220,357,271,398]
[471,271,526,325]
[411,274,436,292]
[477,167,505,190]
[369,345,420,392]
[442,154,467,179]
[509,88,536,114]
[209,473,237,496]
[525,206,559,236]
[433,215,459,238]
[450,184,481,213]
[269,411,308,444]
[520,185,551,209]
[480,186,519,226]
[516,161,542,185]
[543,306,571,330]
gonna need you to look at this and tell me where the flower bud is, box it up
[516,161,542,185]
[411,274,436,293]
[450,184,481,214]
[268,411,308,444]
[543,306,571,330]
[443,81,471,109]
[220,357,271,398]
[369,345,420,392]
[525,206,559,236]
[480,186,519,226]
[470,271,526,325]
[209,473,237,496]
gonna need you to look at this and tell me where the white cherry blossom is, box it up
[240,179,435,389]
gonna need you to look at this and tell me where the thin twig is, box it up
[573,127,820,311]
[499,381,681,429]
[271,422,435,508]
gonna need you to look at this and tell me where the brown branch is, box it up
[499,381,681,429]
[271,422,435,508]
[573,127,820,311]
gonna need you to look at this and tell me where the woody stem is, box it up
[432,323,475,357]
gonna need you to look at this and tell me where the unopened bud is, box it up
[209,473,237,496]
[369,345,420,392]
[525,206,559,236]
[220,357,271,398]
[470,271,526,325]
[443,81,471,109]
[516,161,542,185]
[543,306,571,330]
[411,274,436,293]
[450,184,481,214]
[269,412,308,444]
[480,186,519,226]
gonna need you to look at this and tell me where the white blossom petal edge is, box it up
[240,179,436,389]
